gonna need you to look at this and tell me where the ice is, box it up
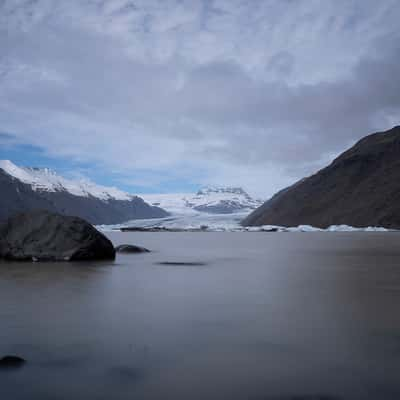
[97,212,392,233]
[138,193,195,214]
[327,225,389,232]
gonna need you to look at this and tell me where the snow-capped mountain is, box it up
[141,186,263,215]
[0,160,168,224]
[0,160,130,201]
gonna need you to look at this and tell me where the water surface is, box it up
[1,232,400,399]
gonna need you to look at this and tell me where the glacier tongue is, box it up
[0,160,131,201]
[98,212,392,232]
[127,187,391,231]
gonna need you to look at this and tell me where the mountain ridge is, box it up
[0,160,168,224]
[242,126,400,229]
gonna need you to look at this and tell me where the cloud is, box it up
[0,0,399,197]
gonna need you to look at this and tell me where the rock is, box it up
[262,227,279,232]
[157,261,207,266]
[0,355,26,369]
[115,244,150,253]
[0,211,115,261]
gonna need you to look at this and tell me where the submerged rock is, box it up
[157,261,207,266]
[0,211,115,261]
[0,355,26,369]
[115,244,150,253]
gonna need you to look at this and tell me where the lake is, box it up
[1,232,400,399]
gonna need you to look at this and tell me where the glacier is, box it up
[100,187,392,232]
[98,212,392,233]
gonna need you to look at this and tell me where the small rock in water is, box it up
[115,244,150,253]
[0,355,26,369]
[157,261,207,266]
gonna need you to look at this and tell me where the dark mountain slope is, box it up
[242,126,400,229]
[0,169,168,225]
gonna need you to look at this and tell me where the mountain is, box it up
[141,186,263,215]
[0,160,168,224]
[189,187,263,213]
[242,126,400,229]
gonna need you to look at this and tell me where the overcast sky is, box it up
[0,0,399,197]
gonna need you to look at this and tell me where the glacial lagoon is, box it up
[1,231,400,399]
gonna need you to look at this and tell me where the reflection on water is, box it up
[1,232,400,399]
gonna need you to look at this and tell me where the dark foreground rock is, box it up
[0,211,115,261]
[243,126,400,229]
[115,244,150,253]
[0,356,26,369]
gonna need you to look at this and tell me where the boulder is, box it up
[0,211,115,261]
[0,355,26,369]
[115,244,150,253]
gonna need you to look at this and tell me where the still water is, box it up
[1,232,400,400]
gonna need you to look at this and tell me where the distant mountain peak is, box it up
[0,159,131,201]
[196,186,248,196]
[141,186,263,215]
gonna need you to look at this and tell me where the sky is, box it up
[0,0,399,198]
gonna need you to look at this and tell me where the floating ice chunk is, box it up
[327,225,389,232]
[287,225,323,232]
